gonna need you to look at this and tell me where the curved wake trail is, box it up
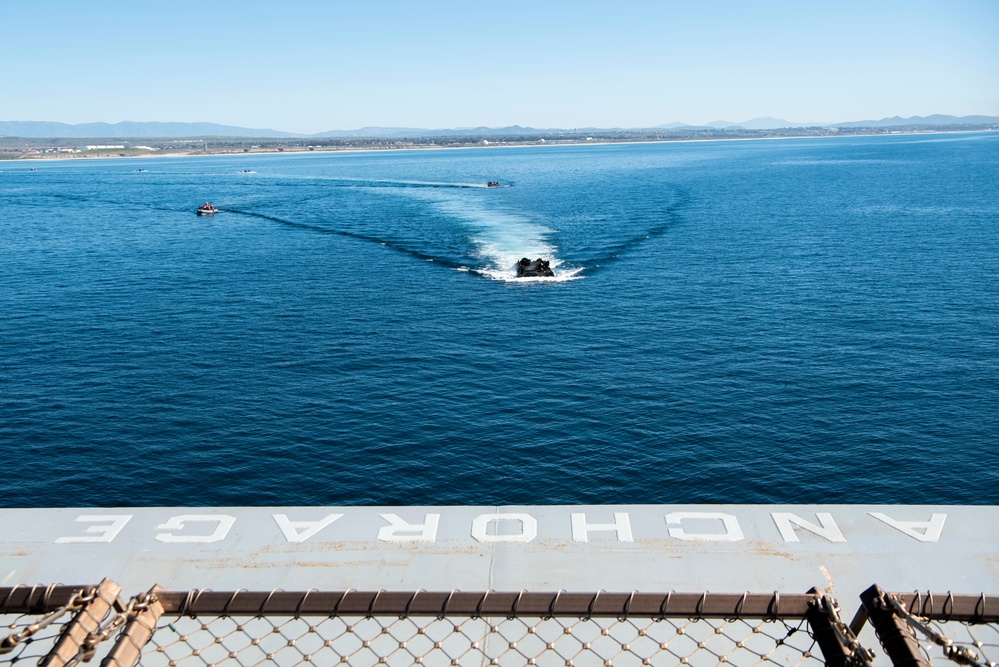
[223,208,467,270]
[325,178,507,190]
[577,190,692,275]
[12,192,216,217]
[225,177,506,191]
[16,192,474,273]
[12,180,689,282]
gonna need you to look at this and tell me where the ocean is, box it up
[1,133,997,507]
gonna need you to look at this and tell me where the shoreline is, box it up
[4,127,993,164]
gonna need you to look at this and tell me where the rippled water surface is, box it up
[2,134,997,506]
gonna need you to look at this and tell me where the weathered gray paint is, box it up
[1,505,995,594]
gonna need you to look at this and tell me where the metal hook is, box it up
[258,589,283,618]
[943,592,954,622]
[693,592,708,620]
[1,584,25,613]
[26,584,40,610]
[188,589,211,618]
[403,590,424,619]
[585,590,604,621]
[294,589,317,620]
[223,589,246,617]
[909,590,922,616]
[438,589,459,621]
[181,589,197,617]
[332,589,355,618]
[544,590,565,621]
[509,590,526,620]
[619,590,638,622]
[42,583,59,609]
[366,590,385,619]
[726,591,750,622]
[473,590,492,620]
[656,591,673,622]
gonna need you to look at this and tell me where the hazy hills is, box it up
[659,117,820,130]
[659,115,999,130]
[0,121,297,139]
[834,114,999,128]
[1,115,996,139]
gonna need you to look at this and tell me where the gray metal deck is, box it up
[2,505,995,594]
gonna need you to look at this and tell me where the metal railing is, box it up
[856,585,998,667]
[1,581,994,666]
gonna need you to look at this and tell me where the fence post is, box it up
[805,588,851,667]
[39,578,121,667]
[859,584,929,667]
[101,585,165,667]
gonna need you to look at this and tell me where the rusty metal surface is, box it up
[886,592,999,622]
[0,505,996,595]
[153,590,816,618]
[0,585,100,613]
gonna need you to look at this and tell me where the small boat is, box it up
[486,181,500,187]
[517,257,555,278]
[135,169,148,172]
[196,203,218,216]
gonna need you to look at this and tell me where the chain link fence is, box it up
[2,582,995,667]
[859,586,998,667]
[141,610,816,667]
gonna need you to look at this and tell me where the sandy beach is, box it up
[4,127,990,164]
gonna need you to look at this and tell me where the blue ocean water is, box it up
[1,134,997,507]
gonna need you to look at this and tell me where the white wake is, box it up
[430,197,582,282]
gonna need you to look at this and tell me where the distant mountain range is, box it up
[1,115,996,139]
[0,121,297,138]
[832,114,999,128]
[657,117,822,130]
[658,115,999,131]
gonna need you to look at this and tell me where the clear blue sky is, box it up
[3,0,997,133]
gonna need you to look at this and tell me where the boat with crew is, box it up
[196,203,218,216]
[487,181,500,188]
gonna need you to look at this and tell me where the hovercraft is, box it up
[517,257,555,278]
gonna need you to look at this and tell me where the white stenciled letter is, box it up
[378,514,440,542]
[156,515,236,543]
[273,514,343,543]
[869,512,946,543]
[571,513,634,542]
[56,515,133,544]
[471,513,537,543]
[665,512,744,542]
[772,513,846,543]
